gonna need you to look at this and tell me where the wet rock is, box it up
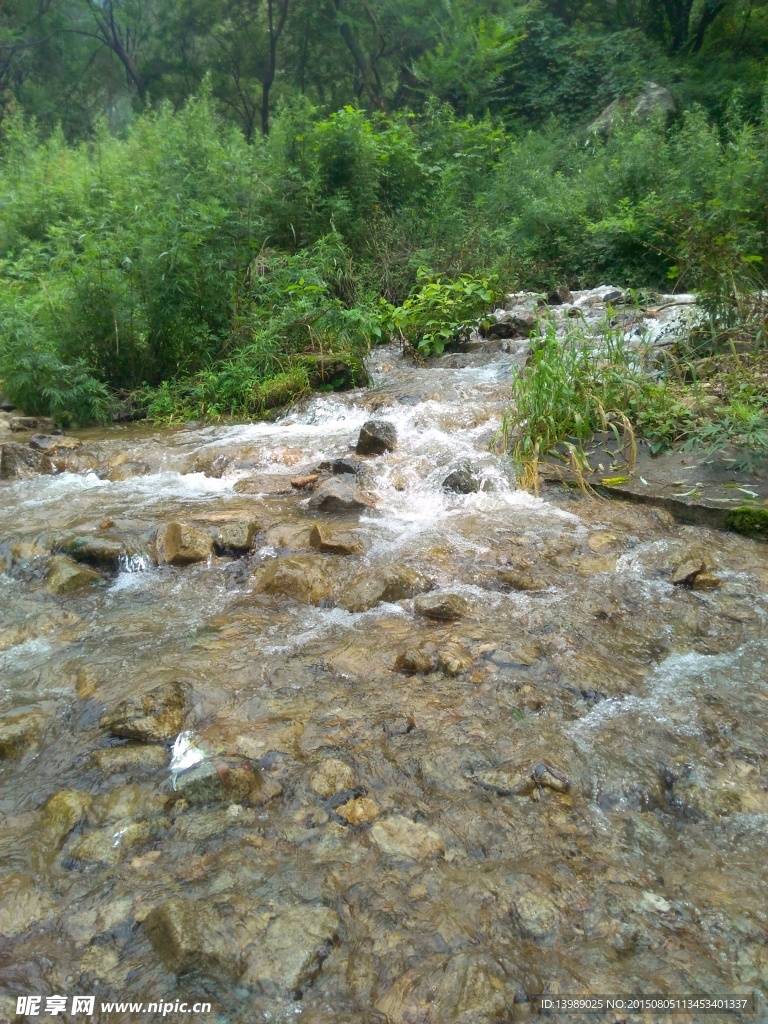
[0,394,14,411]
[438,642,474,675]
[100,681,189,743]
[233,474,295,495]
[306,477,374,513]
[46,555,104,594]
[692,571,721,591]
[241,905,340,997]
[57,535,127,570]
[155,522,213,566]
[174,756,277,807]
[251,555,335,605]
[0,877,58,937]
[394,647,437,675]
[107,461,152,482]
[0,712,43,760]
[484,309,538,339]
[512,890,559,940]
[9,539,49,563]
[309,758,357,797]
[442,462,480,494]
[29,433,81,452]
[309,523,362,556]
[43,790,92,845]
[587,530,620,553]
[671,559,706,586]
[356,419,397,456]
[0,441,45,480]
[210,520,258,555]
[340,564,432,613]
[91,745,168,775]
[68,819,161,864]
[144,899,242,979]
[414,592,472,621]
[317,456,365,476]
[495,569,547,592]
[438,958,510,1023]
[490,645,541,668]
[369,815,445,861]
[335,796,380,825]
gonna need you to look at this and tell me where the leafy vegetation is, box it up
[1,0,768,434]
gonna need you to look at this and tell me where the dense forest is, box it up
[1,0,767,426]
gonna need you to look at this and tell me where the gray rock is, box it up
[10,415,48,432]
[306,477,373,513]
[46,555,104,595]
[0,394,15,411]
[414,592,472,621]
[442,462,479,494]
[547,286,574,305]
[589,80,676,134]
[340,564,433,612]
[0,442,45,480]
[317,456,365,476]
[483,310,537,339]
[356,419,397,456]
[57,535,127,570]
[309,523,362,555]
[0,878,58,938]
[100,681,189,743]
[241,905,339,997]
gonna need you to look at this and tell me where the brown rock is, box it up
[290,474,318,490]
[335,796,380,825]
[692,572,721,591]
[241,906,339,997]
[0,442,45,480]
[100,681,189,743]
[156,522,213,566]
[414,592,472,621]
[309,523,362,556]
[370,815,445,861]
[671,559,705,587]
[0,713,44,760]
[309,758,356,798]
[340,565,432,613]
[306,477,374,513]
[46,556,104,595]
[144,899,241,979]
[210,520,258,554]
[250,555,335,605]
[394,648,436,675]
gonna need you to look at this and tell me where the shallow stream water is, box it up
[1,340,767,1023]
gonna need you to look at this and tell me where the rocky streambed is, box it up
[1,295,767,1023]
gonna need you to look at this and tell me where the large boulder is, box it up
[356,420,397,456]
[155,522,213,566]
[46,556,104,595]
[339,564,432,613]
[100,681,189,743]
[589,81,676,134]
[442,462,479,494]
[309,523,362,556]
[0,442,45,480]
[306,477,374,513]
[210,520,259,555]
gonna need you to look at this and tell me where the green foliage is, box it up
[385,269,499,355]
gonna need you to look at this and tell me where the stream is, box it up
[1,330,767,1023]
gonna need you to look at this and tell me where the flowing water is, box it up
[1,339,767,1023]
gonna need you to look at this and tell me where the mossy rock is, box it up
[253,369,310,412]
[726,505,768,540]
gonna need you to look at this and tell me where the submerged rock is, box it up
[335,795,380,825]
[174,756,278,807]
[340,564,432,613]
[241,905,340,997]
[46,555,104,595]
[0,712,44,760]
[414,592,472,621]
[306,477,374,513]
[0,877,58,938]
[394,647,437,675]
[369,815,445,861]
[100,681,189,743]
[512,890,560,940]
[145,899,243,979]
[356,419,397,456]
[91,745,168,774]
[310,758,357,798]
[156,522,213,565]
[43,790,92,846]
